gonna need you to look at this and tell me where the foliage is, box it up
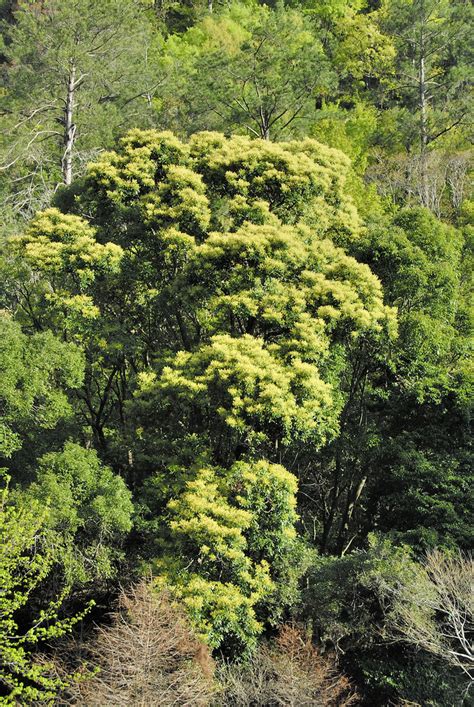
[153,460,304,653]
[303,536,418,652]
[358,649,470,707]
[355,208,472,550]
[303,537,473,703]
[0,473,90,704]
[25,442,133,584]
[11,207,124,334]
[0,0,472,700]
[0,313,83,459]
[162,4,334,139]
[299,205,472,557]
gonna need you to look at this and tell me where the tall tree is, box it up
[300,206,473,556]
[6,129,394,651]
[0,0,160,219]
[376,0,473,208]
[161,4,334,139]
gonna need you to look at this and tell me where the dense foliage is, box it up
[0,0,472,704]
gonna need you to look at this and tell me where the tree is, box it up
[303,536,419,654]
[26,442,133,584]
[67,581,215,706]
[302,536,471,704]
[358,208,472,551]
[216,624,357,706]
[376,0,473,208]
[6,207,125,456]
[7,129,394,651]
[0,473,90,703]
[302,0,395,99]
[161,4,334,139]
[300,206,472,556]
[0,0,158,219]
[0,312,83,462]
[152,460,305,654]
[387,549,474,682]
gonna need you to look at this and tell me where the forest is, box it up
[0,0,472,704]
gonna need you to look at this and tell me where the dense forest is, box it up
[0,0,472,704]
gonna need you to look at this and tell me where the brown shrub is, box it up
[215,625,358,706]
[67,581,215,706]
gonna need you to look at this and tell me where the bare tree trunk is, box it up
[62,64,77,186]
[419,19,429,206]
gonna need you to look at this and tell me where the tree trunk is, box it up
[62,64,77,186]
[259,107,270,140]
[336,475,367,556]
[419,20,429,206]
